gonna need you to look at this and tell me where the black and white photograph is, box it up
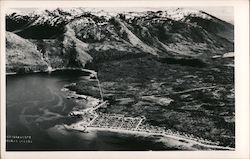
[1,0,249,158]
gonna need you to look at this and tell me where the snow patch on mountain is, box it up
[164,8,211,21]
[6,7,213,25]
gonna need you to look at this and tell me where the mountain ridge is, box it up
[5,8,234,73]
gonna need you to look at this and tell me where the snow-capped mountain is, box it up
[5,7,228,27]
[5,8,234,73]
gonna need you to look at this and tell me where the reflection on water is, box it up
[6,71,178,151]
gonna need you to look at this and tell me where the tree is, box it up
[67,41,80,67]
[118,13,126,20]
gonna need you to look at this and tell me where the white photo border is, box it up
[0,1,249,159]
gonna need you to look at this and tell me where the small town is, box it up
[62,87,235,150]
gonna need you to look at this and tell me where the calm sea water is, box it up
[6,71,178,151]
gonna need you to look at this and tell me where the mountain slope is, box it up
[5,8,234,73]
[6,29,93,73]
[6,31,48,73]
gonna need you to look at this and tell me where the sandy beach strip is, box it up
[86,126,235,150]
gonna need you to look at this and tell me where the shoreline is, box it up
[7,66,235,150]
[6,67,94,76]
[86,127,235,151]
[6,72,17,75]
[6,70,43,75]
[62,80,235,151]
